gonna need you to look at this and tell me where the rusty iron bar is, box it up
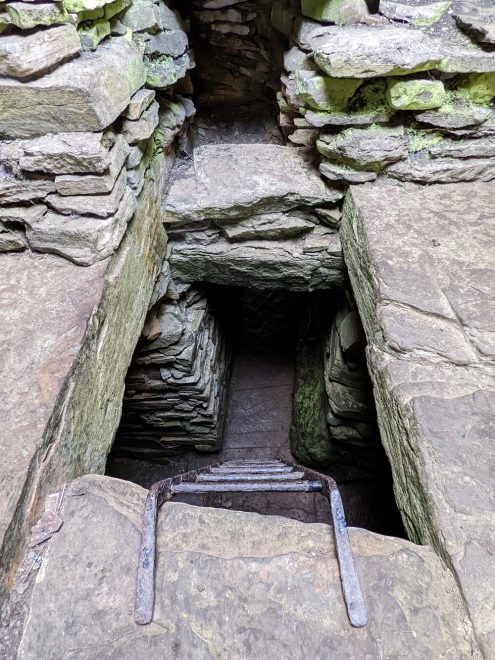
[171,480,322,494]
[196,471,305,482]
[134,460,368,629]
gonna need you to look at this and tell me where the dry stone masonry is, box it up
[0,0,193,263]
[278,0,495,184]
[0,0,494,656]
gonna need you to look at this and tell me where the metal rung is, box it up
[197,471,305,482]
[210,466,293,474]
[171,480,322,494]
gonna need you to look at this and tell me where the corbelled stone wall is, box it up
[277,0,495,184]
[0,0,194,262]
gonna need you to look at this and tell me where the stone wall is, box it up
[0,0,194,262]
[277,0,495,184]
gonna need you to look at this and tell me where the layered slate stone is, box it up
[162,144,343,225]
[0,25,80,79]
[8,476,479,658]
[340,181,495,657]
[0,157,167,602]
[0,37,145,138]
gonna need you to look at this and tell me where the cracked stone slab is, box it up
[386,153,495,183]
[162,144,343,226]
[0,25,80,79]
[0,37,145,138]
[7,475,480,658]
[340,180,495,656]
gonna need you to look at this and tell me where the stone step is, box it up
[197,471,305,482]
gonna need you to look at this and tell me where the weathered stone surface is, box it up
[0,171,55,204]
[341,181,495,656]
[29,185,135,263]
[167,227,344,292]
[121,99,160,144]
[302,0,372,24]
[19,132,111,174]
[54,135,130,195]
[0,227,26,252]
[0,205,47,226]
[122,88,155,120]
[320,161,377,183]
[415,93,492,129]
[317,125,407,169]
[428,136,495,159]
[3,2,69,29]
[456,72,495,104]
[312,27,445,78]
[46,165,127,217]
[379,1,450,27]
[78,18,111,50]
[0,155,167,602]
[0,25,80,79]
[294,67,363,112]
[162,144,343,226]
[0,38,145,138]
[387,78,446,111]
[217,211,317,241]
[8,476,480,658]
[454,4,495,45]
[386,153,495,183]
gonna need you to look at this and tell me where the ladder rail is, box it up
[134,460,367,628]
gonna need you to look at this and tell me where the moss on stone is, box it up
[406,127,443,152]
[295,68,363,112]
[387,79,446,111]
[455,73,495,105]
[6,1,68,28]
[144,55,178,89]
[78,19,110,50]
[301,0,370,24]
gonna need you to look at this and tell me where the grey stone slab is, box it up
[386,153,495,183]
[320,161,377,184]
[340,180,495,656]
[122,88,156,120]
[46,166,127,217]
[0,171,55,204]
[216,211,317,241]
[0,37,145,138]
[0,25,80,79]
[317,126,407,169]
[54,135,130,195]
[312,26,446,78]
[10,477,480,659]
[19,132,111,175]
[28,185,136,264]
[0,204,47,226]
[162,144,343,226]
[121,99,160,144]
[168,229,345,292]
[0,155,167,605]
[0,228,26,252]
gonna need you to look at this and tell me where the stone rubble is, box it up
[118,284,231,451]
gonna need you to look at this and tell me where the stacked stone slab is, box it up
[0,3,193,265]
[278,0,495,183]
[163,142,346,292]
[117,285,231,451]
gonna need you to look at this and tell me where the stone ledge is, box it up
[341,180,495,656]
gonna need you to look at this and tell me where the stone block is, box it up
[121,99,160,144]
[294,68,363,112]
[0,37,145,138]
[0,25,80,79]
[387,78,446,110]
[302,0,372,24]
[3,1,69,29]
[317,125,407,169]
[19,132,111,174]
[46,165,127,217]
[54,135,130,195]
[122,88,155,120]
[78,19,111,50]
